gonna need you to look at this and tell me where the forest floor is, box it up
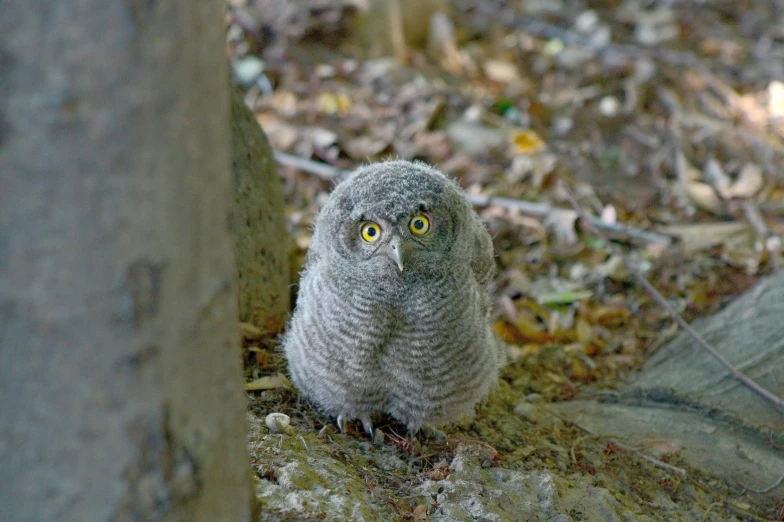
[229,1,784,520]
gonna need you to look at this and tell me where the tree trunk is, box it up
[0,2,250,521]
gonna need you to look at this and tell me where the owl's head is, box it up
[311,161,473,277]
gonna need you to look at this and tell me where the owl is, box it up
[283,160,505,436]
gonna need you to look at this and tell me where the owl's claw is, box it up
[360,417,374,438]
[336,415,375,438]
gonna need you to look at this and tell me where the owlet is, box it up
[283,160,506,436]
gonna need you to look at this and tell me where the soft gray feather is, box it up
[282,160,505,432]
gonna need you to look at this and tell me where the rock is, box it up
[265,413,293,434]
[230,55,265,87]
[229,90,290,326]
[513,402,538,423]
[419,452,656,522]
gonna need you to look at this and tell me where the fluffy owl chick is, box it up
[283,160,505,435]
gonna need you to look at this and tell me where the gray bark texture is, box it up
[230,91,290,328]
[0,2,251,522]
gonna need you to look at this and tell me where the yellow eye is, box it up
[360,222,382,242]
[409,214,430,235]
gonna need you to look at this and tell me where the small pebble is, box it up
[525,392,543,404]
[599,96,619,117]
[514,402,539,423]
[231,55,264,88]
[265,412,293,434]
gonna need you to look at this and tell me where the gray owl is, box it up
[283,160,505,436]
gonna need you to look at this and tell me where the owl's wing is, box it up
[470,213,495,287]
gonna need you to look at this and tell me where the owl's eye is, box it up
[409,214,430,235]
[360,222,382,242]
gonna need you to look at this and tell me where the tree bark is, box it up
[230,91,290,328]
[0,2,250,521]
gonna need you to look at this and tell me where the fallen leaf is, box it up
[576,317,593,344]
[244,374,292,391]
[590,306,631,327]
[536,290,593,305]
[511,129,546,154]
[483,60,521,84]
[514,309,553,344]
[493,320,526,345]
[768,80,784,118]
[544,209,579,246]
[685,181,724,214]
[725,163,764,198]
[239,322,263,340]
[658,222,753,253]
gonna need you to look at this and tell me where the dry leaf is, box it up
[239,322,263,340]
[493,320,526,345]
[244,374,291,391]
[591,306,631,327]
[483,60,521,84]
[514,310,553,344]
[576,317,593,344]
[725,163,764,198]
[685,181,724,214]
[658,222,753,253]
[768,80,784,118]
[511,129,546,154]
[544,209,579,246]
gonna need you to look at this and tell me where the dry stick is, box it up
[566,418,687,478]
[559,181,784,413]
[737,471,784,495]
[608,439,687,478]
[273,151,673,245]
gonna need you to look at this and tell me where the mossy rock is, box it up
[229,90,290,328]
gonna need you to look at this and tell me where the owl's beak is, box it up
[387,236,405,271]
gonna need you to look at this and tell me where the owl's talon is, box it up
[336,415,349,434]
[360,417,374,438]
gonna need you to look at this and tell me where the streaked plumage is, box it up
[283,160,505,435]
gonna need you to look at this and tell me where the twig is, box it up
[699,502,723,522]
[608,439,688,478]
[559,181,784,413]
[273,151,674,245]
[736,471,784,495]
[274,150,348,180]
[565,417,687,478]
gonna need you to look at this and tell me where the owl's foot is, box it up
[335,415,375,438]
[336,415,349,434]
